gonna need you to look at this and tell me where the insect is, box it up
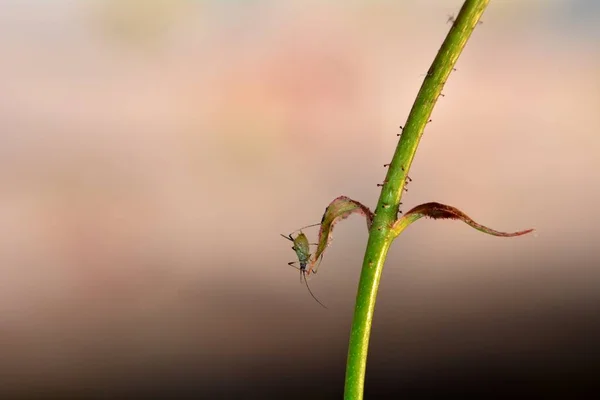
[281,223,327,308]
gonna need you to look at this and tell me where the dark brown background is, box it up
[1,0,599,398]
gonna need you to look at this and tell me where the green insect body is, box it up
[290,232,310,270]
[281,226,327,309]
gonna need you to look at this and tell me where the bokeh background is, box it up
[1,0,599,398]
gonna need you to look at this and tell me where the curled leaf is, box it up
[307,196,373,275]
[392,202,534,238]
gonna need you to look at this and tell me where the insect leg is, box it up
[287,261,301,270]
[307,255,324,276]
[280,234,294,242]
[288,222,321,236]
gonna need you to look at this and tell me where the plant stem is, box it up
[343,1,490,398]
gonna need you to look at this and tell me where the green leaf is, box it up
[308,196,374,275]
[392,202,534,238]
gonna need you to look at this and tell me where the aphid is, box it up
[281,224,327,308]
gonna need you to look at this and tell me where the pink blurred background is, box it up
[1,0,599,397]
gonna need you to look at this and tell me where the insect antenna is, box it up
[302,269,327,309]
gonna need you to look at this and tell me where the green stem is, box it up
[343,1,490,398]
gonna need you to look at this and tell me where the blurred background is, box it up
[1,0,599,398]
